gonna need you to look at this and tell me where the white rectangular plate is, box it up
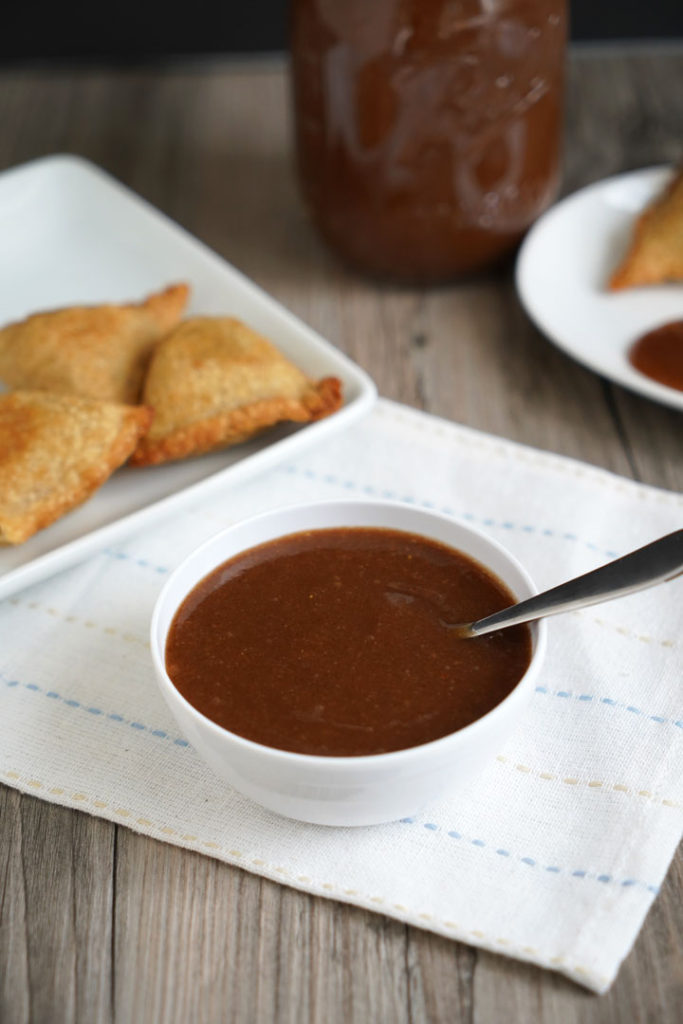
[0,155,376,599]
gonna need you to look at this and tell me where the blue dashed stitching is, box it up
[534,686,681,728]
[103,548,168,574]
[1,671,190,749]
[278,464,621,558]
[398,818,658,893]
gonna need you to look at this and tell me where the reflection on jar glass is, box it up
[291,0,567,283]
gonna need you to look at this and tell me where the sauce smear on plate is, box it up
[629,320,683,392]
[166,528,532,756]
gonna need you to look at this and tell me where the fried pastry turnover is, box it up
[609,169,683,290]
[0,283,189,403]
[130,317,342,466]
[0,390,152,545]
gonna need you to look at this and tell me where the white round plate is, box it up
[515,166,683,412]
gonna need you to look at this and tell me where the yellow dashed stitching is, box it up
[495,761,679,807]
[0,765,628,989]
[3,596,147,645]
[573,610,676,648]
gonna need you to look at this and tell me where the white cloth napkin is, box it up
[1,398,681,993]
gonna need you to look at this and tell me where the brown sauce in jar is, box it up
[166,528,532,757]
[291,0,567,282]
[629,320,683,393]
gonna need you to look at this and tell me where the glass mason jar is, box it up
[290,0,567,283]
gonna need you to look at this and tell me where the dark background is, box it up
[3,1,683,63]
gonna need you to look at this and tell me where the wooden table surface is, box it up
[0,45,681,1024]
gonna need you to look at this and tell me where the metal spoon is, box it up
[453,529,683,639]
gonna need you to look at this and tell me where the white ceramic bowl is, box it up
[150,500,546,826]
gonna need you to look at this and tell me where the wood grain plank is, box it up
[0,786,113,1024]
[0,786,30,1024]
[563,48,683,196]
[112,830,418,1024]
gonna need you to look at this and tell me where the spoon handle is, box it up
[466,529,683,638]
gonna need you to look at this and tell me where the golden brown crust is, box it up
[0,391,153,545]
[130,317,343,466]
[0,283,190,403]
[609,169,683,290]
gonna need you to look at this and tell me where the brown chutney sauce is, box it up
[290,0,567,282]
[629,320,683,393]
[166,528,532,757]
